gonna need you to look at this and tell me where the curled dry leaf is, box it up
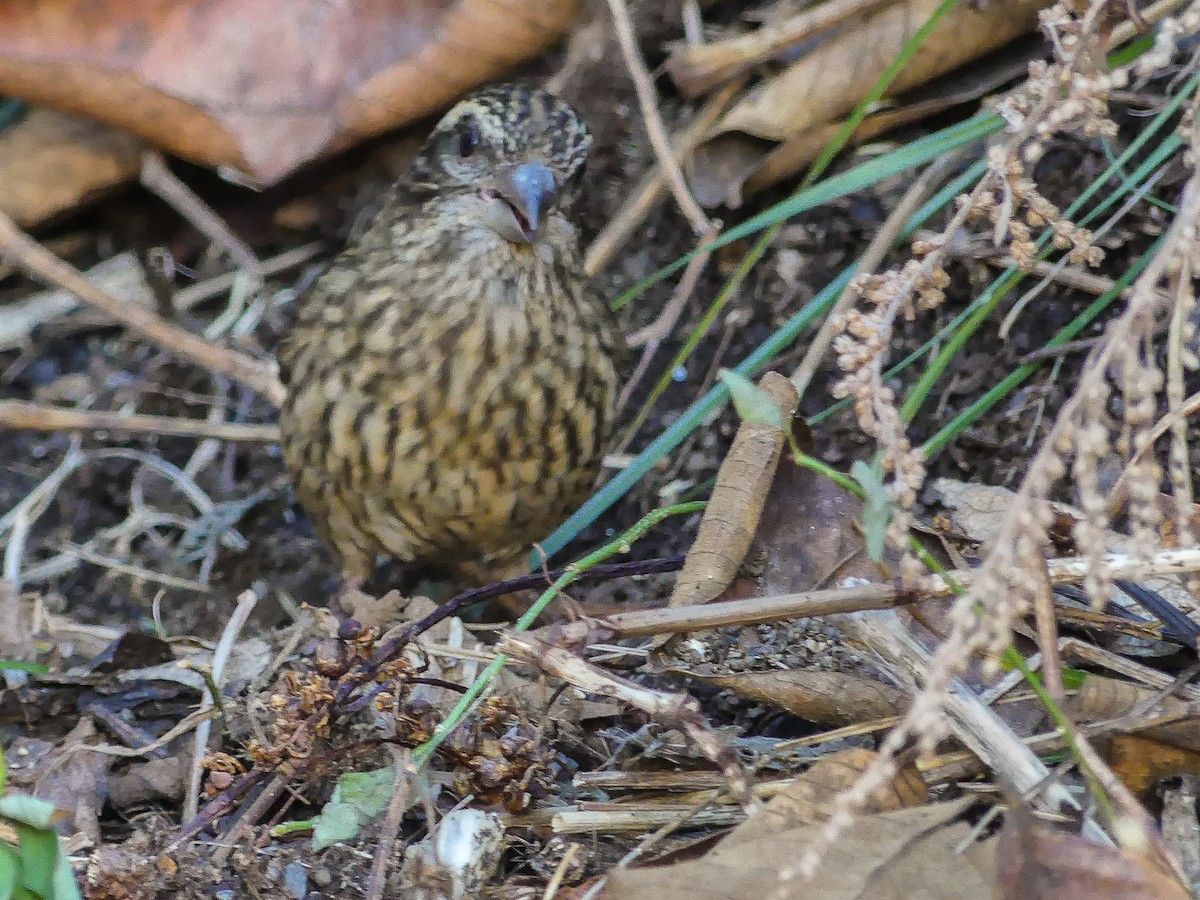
[684,668,907,726]
[722,747,928,846]
[0,0,580,184]
[1069,674,1200,753]
[0,110,142,226]
[665,0,899,98]
[686,0,1041,206]
[713,0,1043,144]
[668,372,799,610]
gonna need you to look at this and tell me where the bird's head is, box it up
[405,84,592,245]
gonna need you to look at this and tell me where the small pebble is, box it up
[283,861,308,899]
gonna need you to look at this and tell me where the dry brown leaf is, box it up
[668,372,799,609]
[1109,734,1200,797]
[0,109,143,226]
[686,668,907,726]
[690,103,933,209]
[752,457,875,597]
[6,720,112,846]
[107,755,187,808]
[666,0,900,98]
[723,747,927,845]
[1070,674,1200,753]
[996,817,1190,899]
[713,47,1031,205]
[603,797,992,900]
[0,0,579,184]
[710,0,1044,145]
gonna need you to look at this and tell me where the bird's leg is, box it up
[336,567,375,619]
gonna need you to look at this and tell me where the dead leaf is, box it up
[666,0,899,98]
[1109,734,1200,797]
[21,719,111,846]
[0,109,143,226]
[688,40,1035,207]
[749,446,877,598]
[603,797,991,900]
[686,668,907,726]
[0,0,580,184]
[343,588,409,632]
[722,748,927,845]
[1070,674,1200,753]
[996,817,1189,899]
[669,372,799,609]
[107,755,187,808]
[710,0,1043,146]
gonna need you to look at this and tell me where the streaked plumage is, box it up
[278,85,621,583]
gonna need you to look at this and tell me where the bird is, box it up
[277,84,622,594]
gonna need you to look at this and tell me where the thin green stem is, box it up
[539,163,986,561]
[898,78,1195,425]
[414,501,707,768]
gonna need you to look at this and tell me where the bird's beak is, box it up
[481,162,558,244]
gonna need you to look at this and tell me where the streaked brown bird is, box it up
[278,84,622,591]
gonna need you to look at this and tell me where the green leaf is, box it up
[850,461,891,561]
[0,662,48,676]
[50,851,80,900]
[719,370,783,429]
[0,747,6,795]
[1061,667,1088,690]
[0,798,57,831]
[0,844,18,900]
[15,826,55,898]
[311,768,395,851]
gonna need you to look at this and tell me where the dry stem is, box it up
[596,546,1200,637]
[0,400,280,443]
[0,209,285,405]
[606,0,712,236]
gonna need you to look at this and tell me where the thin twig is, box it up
[541,841,581,900]
[184,588,259,824]
[140,151,262,277]
[499,630,759,813]
[617,224,719,416]
[585,78,743,276]
[599,547,1200,638]
[209,774,286,868]
[366,748,413,900]
[606,0,711,236]
[0,208,285,405]
[0,400,280,443]
[335,555,686,705]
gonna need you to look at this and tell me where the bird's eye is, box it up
[458,119,480,158]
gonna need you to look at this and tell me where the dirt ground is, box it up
[1,2,1195,898]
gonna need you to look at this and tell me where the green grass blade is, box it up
[612,114,1002,310]
[920,232,1165,455]
[539,163,985,560]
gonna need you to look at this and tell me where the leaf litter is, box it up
[1,0,1200,898]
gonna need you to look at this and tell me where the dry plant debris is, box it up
[4,0,1200,897]
[0,0,581,183]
